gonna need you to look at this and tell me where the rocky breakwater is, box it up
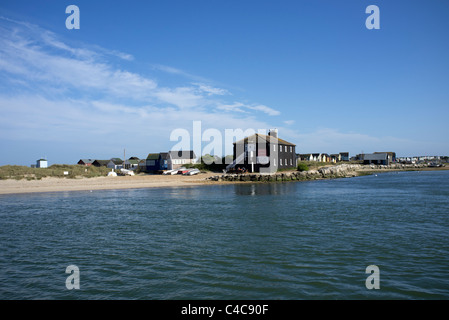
[363,163,431,170]
[205,163,442,184]
[206,163,364,183]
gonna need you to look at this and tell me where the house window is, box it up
[274,158,276,166]
[280,158,282,166]
[290,146,292,152]
[285,146,287,152]
[285,159,287,166]
[290,159,292,165]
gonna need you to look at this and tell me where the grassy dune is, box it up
[0,165,111,180]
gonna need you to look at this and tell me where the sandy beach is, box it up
[0,172,221,195]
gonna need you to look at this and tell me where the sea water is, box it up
[0,170,448,299]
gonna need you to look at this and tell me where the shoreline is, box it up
[0,172,219,195]
[0,164,447,195]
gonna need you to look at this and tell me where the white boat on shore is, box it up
[184,168,200,175]
[176,167,189,175]
[428,163,443,168]
[120,168,135,176]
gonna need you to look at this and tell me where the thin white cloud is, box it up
[152,65,233,97]
[40,30,96,60]
[151,64,211,83]
[152,64,185,75]
[0,16,134,62]
[216,102,280,116]
[153,87,205,109]
[104,49,134,61]
[193,83,229,96]
[247,104,280,116]
[0,25,154,100]
[216,102,247,113]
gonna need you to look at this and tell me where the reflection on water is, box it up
[234,182,298,196]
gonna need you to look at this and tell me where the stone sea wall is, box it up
[206,163,433,183]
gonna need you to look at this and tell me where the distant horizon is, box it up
[1,1,448,166]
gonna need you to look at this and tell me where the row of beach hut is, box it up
[77,150,197,173]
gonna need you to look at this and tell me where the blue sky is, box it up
[0,0,448,165]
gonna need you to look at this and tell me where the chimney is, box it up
[268,128,278,138]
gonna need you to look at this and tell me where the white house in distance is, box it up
[124,157,140,170]
[169,150,197,170]
[107,158,123,170]
[36,159,48,168]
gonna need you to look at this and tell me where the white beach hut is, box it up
[36,159,48,168]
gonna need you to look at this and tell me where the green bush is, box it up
[297,163,309,172]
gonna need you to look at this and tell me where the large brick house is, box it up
[228,129,296,173]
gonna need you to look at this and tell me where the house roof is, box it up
[364,153,388,160]
[160,152,171,160]
[233,133,296,146]
[146,153,160,160]
[374,152,396,156]
[169,150,196,159]
[109,158,123,164]
[125,159,140,165]
[78,159,94,164]
[92,160,109,166]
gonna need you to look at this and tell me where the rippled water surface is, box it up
[1,170,448,299]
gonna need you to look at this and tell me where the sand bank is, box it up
[0,172,219,195]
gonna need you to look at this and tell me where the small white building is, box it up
[124,157,140,170]
[169,150,197,170]
[36,159,48,168]
[107,158,123,170]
